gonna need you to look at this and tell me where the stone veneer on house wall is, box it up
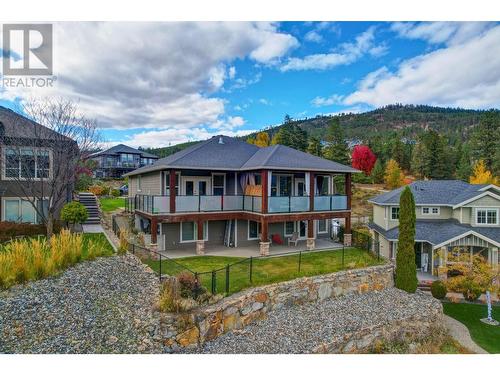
[160,264,396,351]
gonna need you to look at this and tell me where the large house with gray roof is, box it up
[124,135,359,255]
[368,180,500,277]
[89,144,158,178]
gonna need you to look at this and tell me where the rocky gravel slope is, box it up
[0,254,162,354]
[190,288,442,354]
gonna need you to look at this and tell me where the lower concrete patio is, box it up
[159,238,343,259]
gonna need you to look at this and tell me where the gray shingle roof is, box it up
[91,144,158,159]
[125,135,359,176]
[0,106,69,140]
[369,219,500,247]
[369,180,492,206]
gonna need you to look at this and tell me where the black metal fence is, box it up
[112,215,381,297]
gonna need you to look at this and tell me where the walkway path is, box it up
[444,315,488,354]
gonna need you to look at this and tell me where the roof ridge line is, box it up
[259,144,281,167]
[166,137,216,164]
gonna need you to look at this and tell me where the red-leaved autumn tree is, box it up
[351,145,377,175]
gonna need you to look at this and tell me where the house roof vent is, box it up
[218,136,224,145]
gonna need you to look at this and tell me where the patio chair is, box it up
[288,232,299,247]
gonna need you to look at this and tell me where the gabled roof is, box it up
[0,106,70,141]
[125,135,359,176]
[91,144,158,159]
[368,180,494,206]
[369,219,500,248]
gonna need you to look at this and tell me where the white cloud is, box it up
[230,72,262,90]
[391,21,495,46]
[228,66,236,79]
[311,94,344,107]
[114,127,256,149]
[1,22,297,136]
[344,25,500,109]
[281,26,383,71]
[304,30,323,43]
[258,98,271,105]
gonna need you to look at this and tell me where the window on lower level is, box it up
[284,221,294,236]
[318,219,328,233]
[476,209,498,225]
[391,207,400,220]
[248,220,261,240]
[180,221,207,242]
[3,198,48,224]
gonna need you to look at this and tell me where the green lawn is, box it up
[145,247,382,296]
[443,302,500,353]
[99,197,125,212]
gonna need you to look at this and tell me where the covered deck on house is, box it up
[157,237,343,259]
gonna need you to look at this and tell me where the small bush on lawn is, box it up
[111,188,121,197]
[88,185,106,196]
[431,280,447,299]
[0,230,109,289]
[461,280,483,301]
[61,201,88,227]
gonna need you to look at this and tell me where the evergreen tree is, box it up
[323,118,350,164]
[384,159,405,189]
[371,159,385,184]
[456,145,472,182]
[271,117,308,151]
[307,136,323,156]
[412,130,453,179]
[470,110,500,175]
[395,186,417,293]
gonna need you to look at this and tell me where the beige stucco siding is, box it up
[129,171,162,196]
[372,204,387,229]
[416,206,452,219]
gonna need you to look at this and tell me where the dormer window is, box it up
[422,207,440,215]
[476,209,498,225]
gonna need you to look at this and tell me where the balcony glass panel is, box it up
[290,196,309,212]
[223,196,243,211]
[176,196,199,212]
[152,196,169,214]
[268,196,290,213]
[331,195,347,210]
[253,196,262,212]
[314,196,331,211]
[200,196,222,211]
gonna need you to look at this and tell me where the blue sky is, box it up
[1,21,499,148]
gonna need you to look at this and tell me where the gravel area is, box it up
[190,288,439,354]
[0,254,162,354]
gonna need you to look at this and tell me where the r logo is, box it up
[2,24,53,76]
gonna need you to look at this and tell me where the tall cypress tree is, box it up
[395,186,417,293]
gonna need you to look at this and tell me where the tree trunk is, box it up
[46,212,54,240]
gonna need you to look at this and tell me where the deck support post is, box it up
[307,219,315,250]
[261,169,268,214]
[196,220,205,255]
[169,169,176,213]
[150,218,158,245]
[260,218,270,256]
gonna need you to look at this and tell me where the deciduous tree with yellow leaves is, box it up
[384,159,405,189]
[469,160,499,185]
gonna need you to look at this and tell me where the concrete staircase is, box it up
[78,192,101,225]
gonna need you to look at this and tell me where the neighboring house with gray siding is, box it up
[0,106,73,224]
[89,144,158,178]
[368,180,500,276]
[125,135,359,256]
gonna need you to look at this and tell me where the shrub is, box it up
[111,188,120,197]
[118,229,129,255]
[177,271,197,298]
[159,277,181,312]
[430,280,447,299]
[0,230,110,289]
[75,173,93,192]
[461,280,483,301]
[61,201,88,226]
[88,185,106,196]
[0,221,61,242]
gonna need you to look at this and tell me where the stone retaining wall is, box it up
[160,264,394,351]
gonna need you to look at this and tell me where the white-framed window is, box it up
[212,173,225,196]
[390,242,397,260]
[137,175,142,191]
[3,147,51,180]
[180,221,208,242]
[284,221,295,236]
[391,207,400,220]
[2,198,48,224]
[422,207,440,215]
[318,219,328,234]
[248,220,261,240]
[476,208,498,225]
